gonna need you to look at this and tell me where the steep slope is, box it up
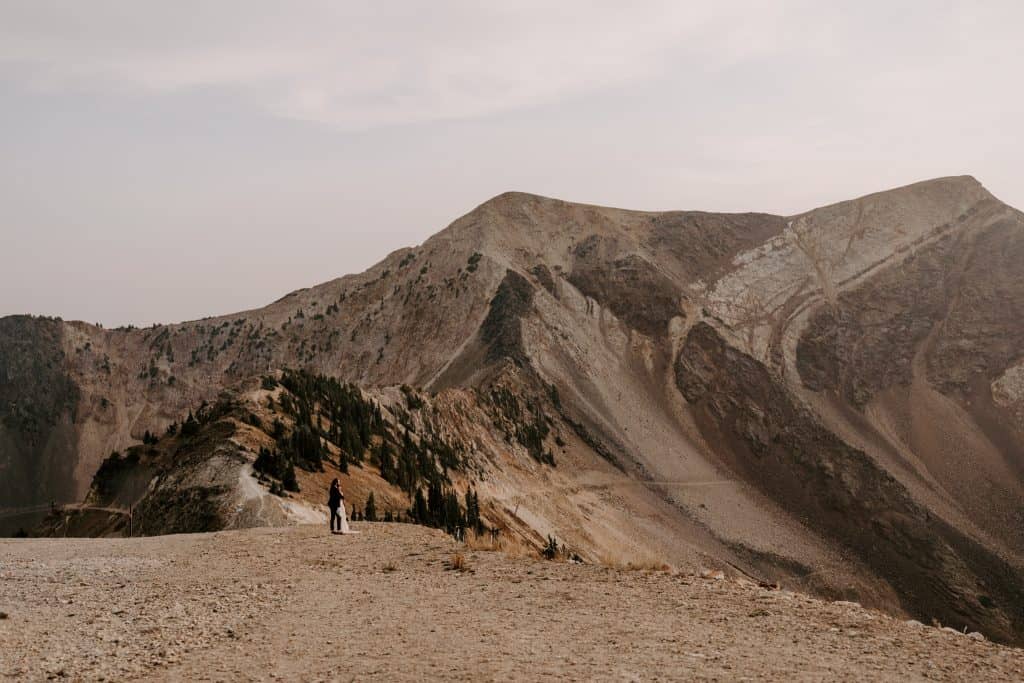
[2,176,1023,642]
[0,316,80,509]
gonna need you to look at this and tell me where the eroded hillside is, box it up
[3,176,1024,642]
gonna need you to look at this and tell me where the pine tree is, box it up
[443,489,463,535]
[378,441,393,483]
[412,488,428,523]
[281,462,299,492]
[365,492,377,522]
[465,488,482,533]
[427,480,443,526]
[181,410,200,437]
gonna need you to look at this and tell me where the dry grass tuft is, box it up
[381,562,397,573]
[463,530,532,559]
[447,553,470,572]
[598,552,674,573]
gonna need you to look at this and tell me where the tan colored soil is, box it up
[2,524,1021,681]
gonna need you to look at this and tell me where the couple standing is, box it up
[328,478,352,534]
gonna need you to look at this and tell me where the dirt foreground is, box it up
[2,524,1022,682]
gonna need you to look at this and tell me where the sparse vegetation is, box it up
[407,480,473,537]
[254,447,299,492]
[401,384,424,410]
[488,386,555,465]
[180,411,200,437]
[447,552,469,572]
[542,535,560,560]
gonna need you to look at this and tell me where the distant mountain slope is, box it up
[2,176,1023,642]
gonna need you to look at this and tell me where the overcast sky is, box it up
[2,2,1022,327]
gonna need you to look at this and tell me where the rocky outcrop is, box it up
[0,316,80,508]
[677,322,1024,642]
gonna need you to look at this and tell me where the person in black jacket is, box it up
[328,478,345,533]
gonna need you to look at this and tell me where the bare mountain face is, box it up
[2,176,1023,642]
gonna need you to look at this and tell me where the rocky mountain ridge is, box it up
[2,175,1023,642]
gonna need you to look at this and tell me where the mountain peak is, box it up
[7,176,1024,645]
[466,190,564,217]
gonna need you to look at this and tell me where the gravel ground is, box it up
[2,523,1022,681]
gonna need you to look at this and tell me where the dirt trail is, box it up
[2,525,1022,681]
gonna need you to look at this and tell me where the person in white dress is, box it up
[328,478,350,534]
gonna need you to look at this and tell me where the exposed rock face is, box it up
[678,322,1024,643]
[480,270,535,366]
[568,238,681,336]
[3,175,1024,643]
[0,316,80,507]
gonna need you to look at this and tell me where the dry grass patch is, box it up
[597,551,674,573]
[446,553,471,573]
[463,530,532,559]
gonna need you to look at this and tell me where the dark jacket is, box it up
[328,485,343,509]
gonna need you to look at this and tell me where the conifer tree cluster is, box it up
[373,426,461,496]
[254,446,299,493]
[487,386,555,465]
[180,410,200,437]
[277,368,385,470]
[263,369,468,500]
[407,483,485,537]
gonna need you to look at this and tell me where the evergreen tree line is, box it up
[254,446,298,494]
[407,482,485,538]
[488,386,555,465]
[349,487,485,544]
[276,369,385,473]
[253,369,468,500]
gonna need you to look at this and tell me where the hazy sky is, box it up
[2,2,1022,327]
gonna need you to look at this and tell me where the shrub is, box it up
[180,411,200,437]
[542,535,559,560]
[447,553,469,572]
[364,492,377,522]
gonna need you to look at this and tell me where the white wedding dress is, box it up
[337,501,351,533]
